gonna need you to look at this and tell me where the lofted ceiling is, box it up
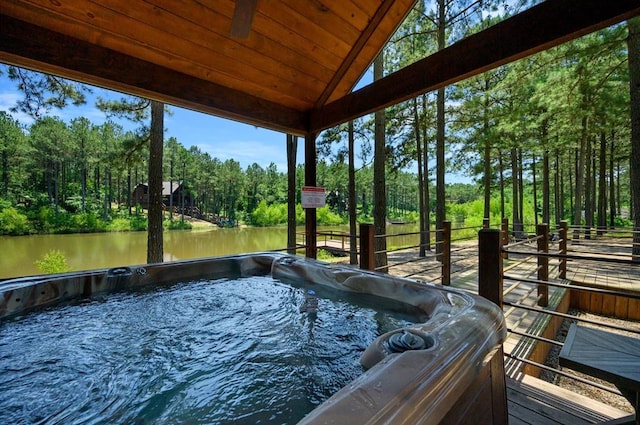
[0,0,415,133]
[1,0,639,136]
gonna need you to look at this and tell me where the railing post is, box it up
[483,217,490,229]
[559,220,567,279]
[360,223,375,271]
[537,223,549,307]
[479,229,503,308]
[442,220,451,286]
[501,217,509,259]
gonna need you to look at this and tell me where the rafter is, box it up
[0,14,308,135]
[310,0,640,133]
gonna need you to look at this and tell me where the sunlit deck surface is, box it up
[384,236,639,424]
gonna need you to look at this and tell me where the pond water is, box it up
[0,224,421,279]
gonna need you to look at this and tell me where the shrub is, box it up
[107,217,134,232]
[250,200,287,226]
[166,219,193,230]
[316,205,345,225]
[130,214,147,231]
[72,212,106,232]
[0,207,31,235]
[35,249,71,274]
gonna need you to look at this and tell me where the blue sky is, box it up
[0,65,471,183]
[0,69,305,172]
[0,65,380,173]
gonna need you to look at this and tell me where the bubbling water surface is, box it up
[0,276,426,424]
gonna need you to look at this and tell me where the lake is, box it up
[0,224,420,279]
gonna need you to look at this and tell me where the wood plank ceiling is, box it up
[0,0,415,134]
[1,0,639,136]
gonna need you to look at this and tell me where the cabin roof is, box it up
[135,181,185,197]
[1,1,638,135]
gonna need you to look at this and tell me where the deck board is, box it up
[507,375,629,424]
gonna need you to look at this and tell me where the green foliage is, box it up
[250,200,288,226]
[129,214,148,231]
[71,212,105,232]
[35,249,71,274]
[316,205,346,225]
[106,217,134,232]
[0,206,31,235]
[614,216,633,227]
[165,219,193,230]
[296,204,305,225]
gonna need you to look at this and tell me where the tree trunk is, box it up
[609,131,616,228]
[373,52,387,271]
[597,131,607,233]
[127,169,132,216]
[169,160,174,220]
[591,147,596,226]
[54,161,59,215]
[561,152,566,222]
[573,117,588,237]
[511,147,521,234]
[584,136,593,239]
[553,149,562,223]
[422,94,431,251]
[147,100,164,264]
[287,134,297,255]
[81,137,86,212]
[542,121,550,225]
[348,122,357,265]
[518,148,524,227]
[435,0,446,257]
[2,149,8,197]
[413,98,426,257]
[499,150,505,220]
[532,154,538,226]
[483,82,491,220]
[628,17,640,258]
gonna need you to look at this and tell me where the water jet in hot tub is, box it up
[0,253,507,424]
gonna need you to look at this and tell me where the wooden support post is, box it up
[479,229,503,308]
[559,220,568,279]
[442,220,451,285]
[537,223,549,307]
[501,217,509,259]
[304,132,317,259]
[360,223,375,270]
[483,217,490,229]
[287,134,297,255]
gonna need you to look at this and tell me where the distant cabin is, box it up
[132,181,192,209]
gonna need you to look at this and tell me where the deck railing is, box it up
[479,224,640,410]
[291,221,479,285]
[359,221,481,285]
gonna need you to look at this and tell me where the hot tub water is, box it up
[0,275,427,424]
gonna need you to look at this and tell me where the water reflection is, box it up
[0,224,421,279]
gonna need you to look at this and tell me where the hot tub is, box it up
[0,253,507,424]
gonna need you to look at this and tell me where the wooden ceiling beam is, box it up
[314,0,400,108]
[310,0,640,133]
[0,13,308,135]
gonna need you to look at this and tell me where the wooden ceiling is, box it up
[1,0,639,136]
[0,0,415,133]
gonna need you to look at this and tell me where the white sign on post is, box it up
[301,186,326,209]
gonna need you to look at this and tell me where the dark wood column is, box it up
[287,134,298,254]
[305,132,317,258]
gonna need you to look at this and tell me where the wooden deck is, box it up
[507,375,629,424]
[382,238,637,425]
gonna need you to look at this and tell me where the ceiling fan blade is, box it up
[230,0,258,38]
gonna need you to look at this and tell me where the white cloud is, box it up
[0,91,34,125]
